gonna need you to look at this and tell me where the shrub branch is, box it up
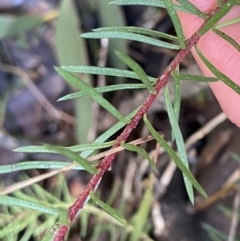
[53,2,230,240]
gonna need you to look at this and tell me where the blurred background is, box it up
[0,0,239,240]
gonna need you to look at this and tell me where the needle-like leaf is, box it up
[115,51,155,93]
[56,68,128,123]
[143,114,207,199]
[195,44,240,95]
[164,86,194,203]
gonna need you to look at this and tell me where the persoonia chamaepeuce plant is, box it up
[1,0,240,240]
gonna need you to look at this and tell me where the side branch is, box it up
[53,2,226,240]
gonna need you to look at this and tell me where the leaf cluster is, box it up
[0,0,240,240]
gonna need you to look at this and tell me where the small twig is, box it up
[0,64,75,125]
[194,184,237,212]
[151,201,165,237]
[185,112,227,150]
[228,186,240,241]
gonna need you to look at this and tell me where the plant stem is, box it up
[53,2,231,240]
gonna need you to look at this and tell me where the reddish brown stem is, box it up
[53,3,228,240]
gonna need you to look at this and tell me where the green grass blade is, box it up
[164,86,194,203]
[90,192,127,226]
[93,26,178,40]
[178,74,218,82]
[143,115,207,198]
[43,144,98,175]
[199,0,236,36]
[14,141,114,153]
[202,223,229,241]
[0,161,85,174]
[121,142,158,173]
[195,44,240,95]
[0,212,39,239]
[58,84,147,101]
[56,68,128,123]
[130,184,153,241]
[110,0,197,14]
[213,28,240,52]
[0,196,59,215]
[81,31,180,50]
[60,65,156,82]
[115,51,154,93]
[54,0,93,145]
[176,0,207,19]
[163,0,185,49]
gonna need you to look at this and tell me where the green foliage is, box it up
[143,115,207,198]
[56,67,128,123]
[81,30,181,49]
[195,45,240,95]
[115,51,155,93]
[164,86,194,203]
[54,0,93,144]
[1,0,240,240]
[90,192,127,226]
[121,142,158,173]
[199,0,236,36]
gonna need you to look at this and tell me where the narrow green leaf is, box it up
[90,192,127,226]
[171,67,181,142]
[0,196,59,215]
[115,51,154,93]
[18,222,36,241]
[43,144,98,175]
[80,108,138,159]
[143,114,207,198]
[218,205,240,219]
[55,0,93,145]
[199,0,236,36]
[0,15,43,40]
[93,26,178,41]
[215,17,240,29]
[202,223,229,240]
[58,84,147,101]
[178,74,218,82]
[110,0,198,15]
[60,65,156,82]
[121,142,158,172]
[230,152,240,164]
[0,161,85,174]
[0,211,39,239]
[163,0,185,49]
[164,86,194,203]
[213,28,240,52]
[81,31,180,50]
[130,185,153,241]
[172,67,181,123]
[176,0,207,19]
[14,141,114,153]
[195,44,240,95]
[56,68,128,123]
